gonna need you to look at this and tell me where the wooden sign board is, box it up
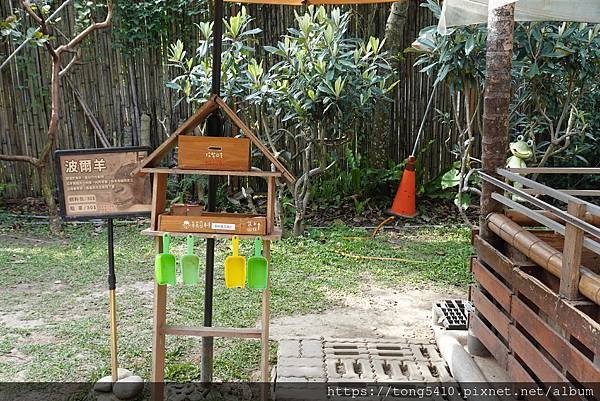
[159,212,267,235]
[55,147,152,220]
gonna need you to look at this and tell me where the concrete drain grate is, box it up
[276,337,453,383]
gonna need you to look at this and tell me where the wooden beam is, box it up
[509,325,569,383]
[469,313,509,369]
[140,167,282,178]
[522,189,600,197]
[214,96,295,184]
[512,268,600,357]
[473,235,515,282]
[266,177,275,235]
[174,95,219,136]
[505,209,600,228]
[471,258,512,312]
[560,202,587,300]
[471,285,510,340]
[150,174,167,231]
[508,167,600,174]
[141,228,283,241]
[507,355,536,384]
[151,279,167,393]
[162,325,262,338]
[261,240,272,386]
[512,297,600,383]
[151,174,168,401]
[135,96,218,175]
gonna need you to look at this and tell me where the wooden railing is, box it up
[479,167,600,304]
[505,167,600,198]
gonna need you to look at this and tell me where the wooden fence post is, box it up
[559,201,587,300]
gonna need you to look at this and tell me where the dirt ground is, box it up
[270,276,467,341]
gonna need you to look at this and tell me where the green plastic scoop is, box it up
[247,237,268,289]
[181,235,200,285]
[155,233,176,286]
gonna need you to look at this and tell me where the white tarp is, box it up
[439,0,600,33]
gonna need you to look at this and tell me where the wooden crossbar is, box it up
[163,325,262,338]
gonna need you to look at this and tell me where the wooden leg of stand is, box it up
[150,173,168,400]
[152,236,167,401]
[152,282,167,401]
[261,240,271,400]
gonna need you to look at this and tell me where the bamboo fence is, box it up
[0,1,461,198]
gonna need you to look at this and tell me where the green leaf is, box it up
[454,193,471,210]
[166,81,182,91]
[465,35,476,55]
[441,168,460,189]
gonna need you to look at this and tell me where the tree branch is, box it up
[59,49,80,77]
[20,0,43,25]
[0,154,39,165]
[57,1,113,54]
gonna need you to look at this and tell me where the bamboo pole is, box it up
[487,213,600,305]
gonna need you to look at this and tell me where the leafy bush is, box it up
[167,7,261,103]
[114,0,207,52]
[167,6,397,234]
[412,0,600,204]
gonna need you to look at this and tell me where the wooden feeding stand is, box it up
[135,94,295,396]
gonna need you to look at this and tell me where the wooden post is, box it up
[266,177,276,234]
[261,240,271,400]
[150,174,167,231]
[560,201,587,300]
[152,280,167,401]
[151,173,168,401]
[260,177,275,400]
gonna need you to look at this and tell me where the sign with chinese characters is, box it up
[55,147,152,219]
[158,213,267,235]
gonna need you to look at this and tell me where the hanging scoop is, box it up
[155,233,176,286]
[247,237,268,289]
[180,235,200,285]
[224,236,246,288]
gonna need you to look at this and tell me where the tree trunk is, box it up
[384,0,410,72]
[469,2,516,358]
[39,164,62,234]
[2,1,112,234]
[479,3,515,243]
[293,205,305,236]
[38,56,63,235]
[366,0,410,169]
[292,147,310,236]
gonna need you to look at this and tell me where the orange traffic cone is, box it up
[387,155,417,218]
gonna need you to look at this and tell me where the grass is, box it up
[0,214,472,382]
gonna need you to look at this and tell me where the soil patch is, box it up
[270,278,466,341]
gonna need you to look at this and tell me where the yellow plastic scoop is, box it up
[224,236,246,288]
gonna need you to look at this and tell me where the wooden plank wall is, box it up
[471,234,600,394]
[0,1,460,198]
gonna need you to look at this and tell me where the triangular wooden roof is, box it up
[135,94,295,183]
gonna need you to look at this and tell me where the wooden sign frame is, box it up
[54,147,152,220]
